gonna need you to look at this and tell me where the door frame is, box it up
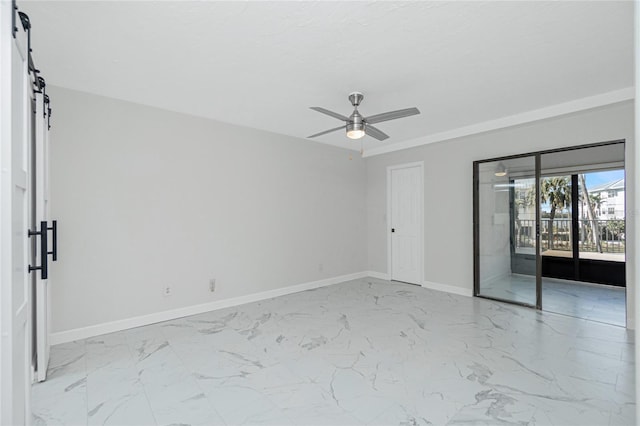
[473,139,626,316]
[386,161,424,285]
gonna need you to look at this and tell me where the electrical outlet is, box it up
[163,285,172,297]
[209,278,216,292]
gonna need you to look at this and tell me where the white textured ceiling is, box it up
[21,1,633,153]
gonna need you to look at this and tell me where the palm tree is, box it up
[589,193,603,215]
[540,177,571,249]
[578,174,602,253]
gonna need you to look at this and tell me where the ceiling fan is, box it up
[308,92,420,141]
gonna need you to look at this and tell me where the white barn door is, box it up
[34,89,51,382]
[1,4,33,424]
[388,162,424,285]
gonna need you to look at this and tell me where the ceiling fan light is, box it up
[494,162,508,177]
[347,129,365,139]
[346,123,365,139]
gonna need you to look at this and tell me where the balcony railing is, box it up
[514,219,625,254]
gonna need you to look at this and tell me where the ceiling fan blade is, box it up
[310,107,349,122]
[308,125,345,138]
[365,124,389,141]
[364,107,420,124]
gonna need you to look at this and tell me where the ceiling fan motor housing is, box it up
[347,121,364,133]
[347,109,365,136]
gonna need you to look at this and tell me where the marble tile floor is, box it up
[481,275,626,326]
[33,277,635,426]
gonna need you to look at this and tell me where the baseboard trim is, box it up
[423,280,473,297]
[365,271,390,280]
[50,271,368,345]
[367,272,474,297]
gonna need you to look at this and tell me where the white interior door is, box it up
[389,163,423,285]
[1,8,33,424]
[34,91,50,382]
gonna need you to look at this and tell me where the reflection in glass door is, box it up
[474,155,539,307]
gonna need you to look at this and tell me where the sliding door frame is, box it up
[473,139,625,311]
[535,154,542,309]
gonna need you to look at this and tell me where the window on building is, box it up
[608,207,615,215]
[608,190,617,198]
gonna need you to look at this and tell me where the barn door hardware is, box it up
[48,220,57,261]
[12,0,18,37]
[28,221,48,279]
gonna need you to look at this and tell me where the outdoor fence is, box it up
[515,219,625,254]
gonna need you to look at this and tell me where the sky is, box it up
[584,169,624,188]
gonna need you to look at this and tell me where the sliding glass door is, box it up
[538,145,626,325]
[473,141,626,326]
[474,155,540,307]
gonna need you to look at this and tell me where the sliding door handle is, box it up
[48,220,57,261]
[28,221,48,279]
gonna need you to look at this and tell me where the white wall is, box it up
[48,86,367,335]
[49,87,636,335]
[366,101,636,326]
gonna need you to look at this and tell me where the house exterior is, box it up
[582,178,625,219]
